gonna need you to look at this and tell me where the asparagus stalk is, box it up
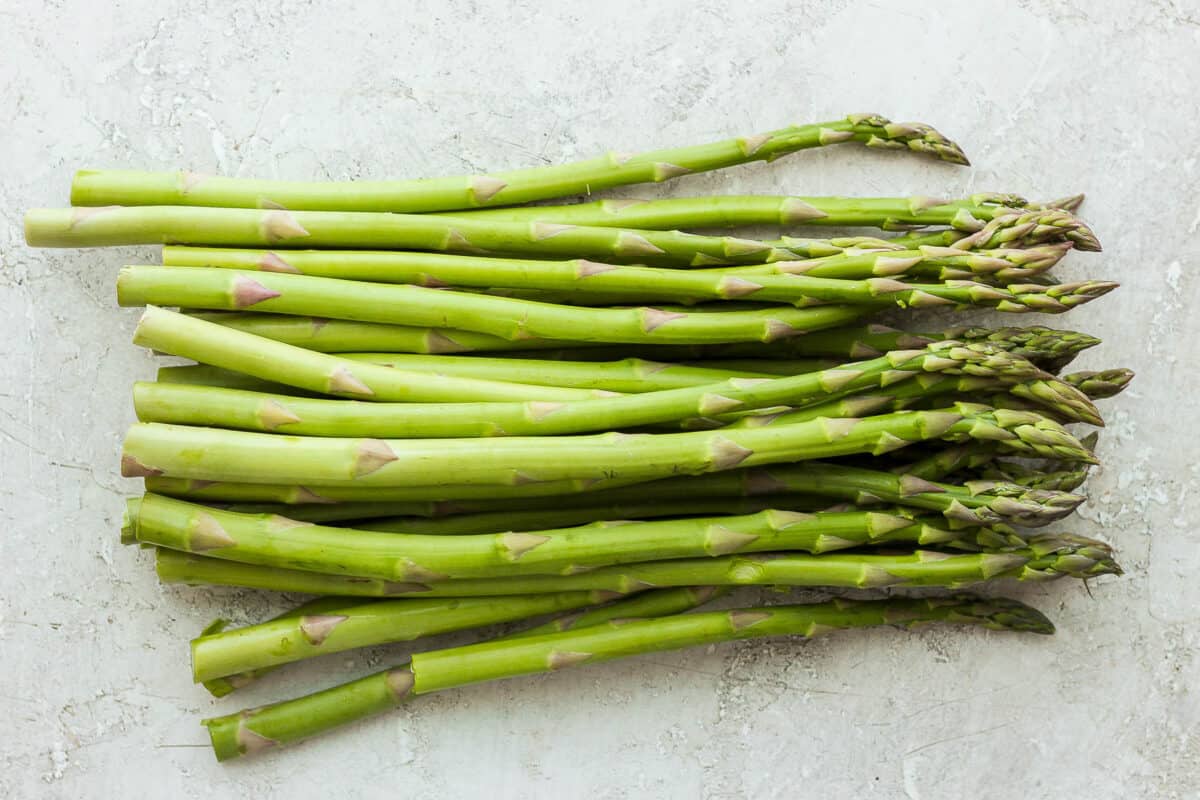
[217,455,1078,530]
[132,307,603,404]
[26,206,809,266]
[155,365,310,396]
[721,243,1073,283]
[1061,368,1135,399]
[121,268,870,345]
[161,240,1071,289]
[726,364,1102,427]
[187,312,585,354]
[202,585,720,696]
[191,591,627,685]
[157,532,1119,599]
[335,353,773,392]
[69,114,967,212]
[130,341,1053,438]
[476,324,1103,369]
[975,461,1092,492]
[200,594,1050,760]
[135,493,1009,581]
[441,194,1041,230]
[158,356,775,395]
[446,195,1099,255]
[509,586,723,637]
[142,475,656,504]
[890,443,1000,481]
[119,267,1117,333]
[199,596,367,697]
[353,495,826,535]
[122,399,1097,491]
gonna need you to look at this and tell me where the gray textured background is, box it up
[2,1,1197,797]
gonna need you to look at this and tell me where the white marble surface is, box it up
[2,1,1198,797]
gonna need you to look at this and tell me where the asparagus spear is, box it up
[199,596,367,697]
[199,594,1050,760]
[24,206,807,266]
[974,461,1092,492]
[444,195,1099,253]
[134,493,1012,581]
[122,399,1097,491]
[156,532,1119,599]
[155,365,310,396]
[161,240,1071,288]
[187,312,585,354]
[191,590,627,684]
[720,243,1073,283]
[215,454,1078,530]
[118,267,1117,334]
[156,357,775,395]
[439,194,1041,230]
[353,495,826,535]
[202,585,720,696]
[890,443,1000,481]
[121,268,869,345]
[132,307,604,404]
[330,353,774,392]
[130,341,1053,438]
[475,324,1103,369]
[1062,368,1135,399]
[69,114,966,212]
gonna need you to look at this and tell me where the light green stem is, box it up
[191,591,620,684]
[200,594,1048,760]
[129,342,1048,438]
[69,114,966,212]
[135,493,991,582]
[131,306,599,403]
[157,533,1119,600]
[120,266,873,344]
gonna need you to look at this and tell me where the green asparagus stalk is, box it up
[352,495,826,534]
[334,353,773,392]
[509,586,724,637]
[665,461,1083,528]
[130,341,1053,438]
[155,365,309,396]
[721,363,1102,427]
[161,240,1071,288]
[157,532,1119,600]
[156,357,774,395]
[122,399,1097,491]
[720,243,1073,283]
[69,114,966,212]
[131,307,603,404]
[191,590,627,685]
[974,461,1092,493]
[890,443,1001,481]
[1061,368,1135,399]
[121,268,870,345]
[142,475,656,504]
[119,267,1116,332]
[201,585,721,696]
[187,312,585,354]
[478,324,1102,369]
[135,493,1010,581]
[440,194,1041,230]
[199,596,368,697]
[200,593,1050,760]
[26,206,810,267]
[181,454,1077,529]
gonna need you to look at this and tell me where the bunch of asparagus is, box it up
[24,113,1129,761]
